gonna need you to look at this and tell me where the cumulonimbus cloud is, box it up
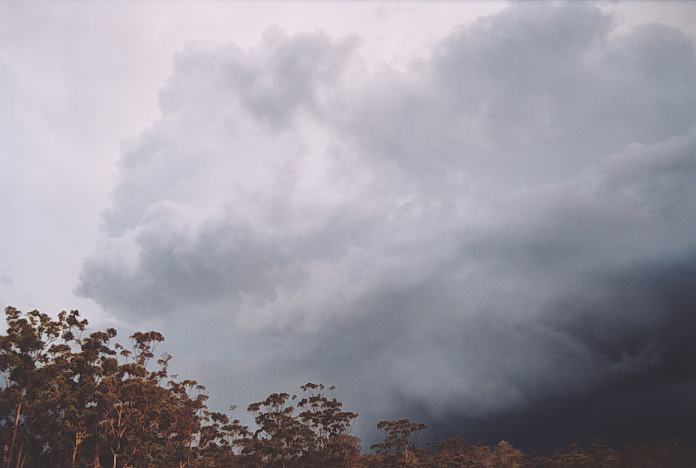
[77,2,696,447]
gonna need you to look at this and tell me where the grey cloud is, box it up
[333,2,696,183]
[159,29,358,128]
[79,204,305,315]
[286,133,696,443]
[77,3,696,448]
[103,30,357,237]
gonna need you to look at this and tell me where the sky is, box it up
[1,0,695,450]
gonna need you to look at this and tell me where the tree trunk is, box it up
[8,401,22,468]
[12,446,19,468]
[13,442,24,468]
[72,431,85,468]
[71,444,79,468]
[93,442,102,468]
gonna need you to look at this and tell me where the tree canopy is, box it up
[0,307,689,468]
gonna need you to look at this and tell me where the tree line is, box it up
[0,307,690,467]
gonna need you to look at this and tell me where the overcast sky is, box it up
[1,1,695,449]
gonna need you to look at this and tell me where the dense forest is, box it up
[0,307,690,468]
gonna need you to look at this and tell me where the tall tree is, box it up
[370,418,428,466]
[296,382,359,466]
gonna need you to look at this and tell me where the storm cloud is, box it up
[76,2,696,448]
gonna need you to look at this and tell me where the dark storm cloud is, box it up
[279,129,696,444]
[77,2,696,448]
[425,254,696,450]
